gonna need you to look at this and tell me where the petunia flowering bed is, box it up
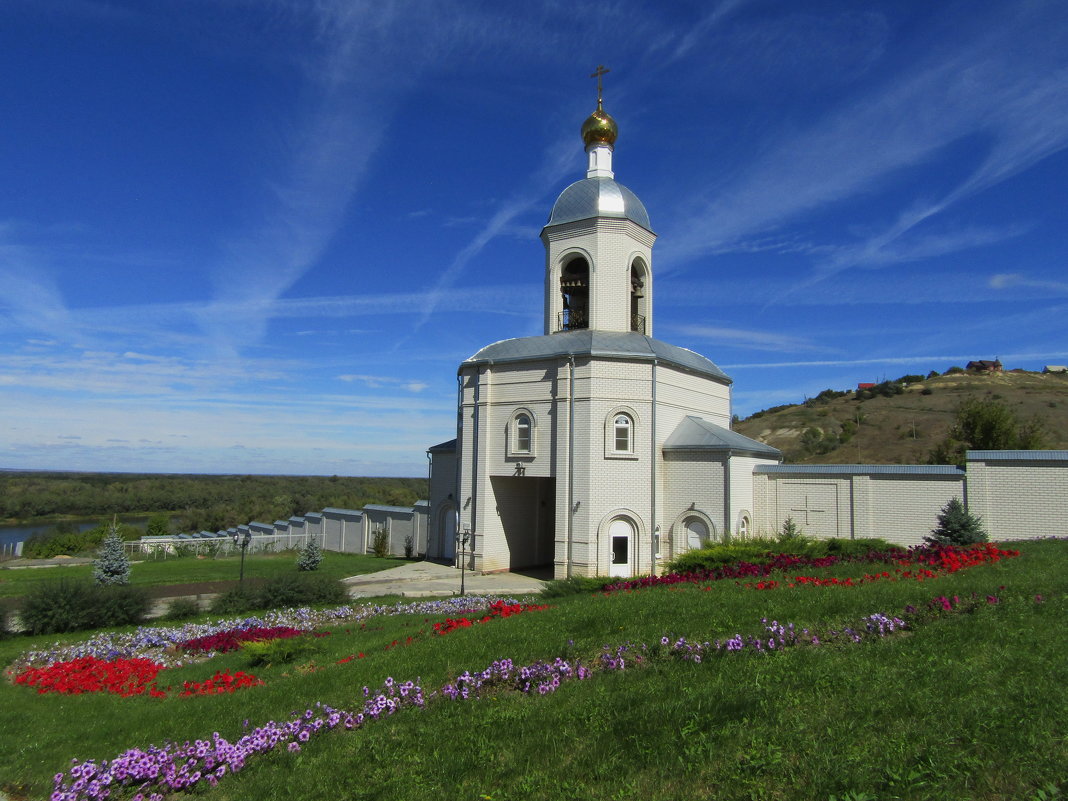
[4,543,1039,801]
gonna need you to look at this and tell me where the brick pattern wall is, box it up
[968,458,1068,540]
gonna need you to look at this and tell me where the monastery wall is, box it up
[966,451,1068,541]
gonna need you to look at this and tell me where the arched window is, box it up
[515,414,531,453]
[604,407,638,459]
[508,409,536,458]
[613,414,632,453]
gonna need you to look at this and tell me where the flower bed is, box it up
[606,543,1020,594]
[14,656,166,698]
[433,600,550,636]
[50,595,961,801]
[13,656,261,699]
[8,596,526,675]
[179,626,308,654]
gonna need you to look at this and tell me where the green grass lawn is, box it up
[0,552,405,599]
[2,541,1066,800]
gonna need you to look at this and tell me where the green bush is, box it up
[542,576,606,598]
[256,573,348,608]
[161,597,201,620]
[19,579,148,635]
[240,635,317,667]
[23,519,141,559]
[208,585,260,615]
[371,527,390,558]
[667,542,789,574]
[666,536,904,575]
[822,537,903,557]
[208,573,348,614]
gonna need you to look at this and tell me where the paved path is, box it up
[341,560,549,599]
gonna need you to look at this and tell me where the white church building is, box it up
[425,89,1068,580]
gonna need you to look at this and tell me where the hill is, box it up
[734,368,1068,464]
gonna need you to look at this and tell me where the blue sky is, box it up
[2,0,1067,477]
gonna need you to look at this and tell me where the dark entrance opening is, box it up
[490,476,556,570]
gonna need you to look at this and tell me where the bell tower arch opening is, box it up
[630,258,649,335]
[560,256,590,331]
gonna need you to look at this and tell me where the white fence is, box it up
[125,533,319,560]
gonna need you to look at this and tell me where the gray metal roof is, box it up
[429,438,457,452]
[546,177,652,231]
[967,450,1068,461]
[756,464,964,476]
[465,330,731,384]
[663,416,781,457]
[364,504,415,515]
[322,507,363,517]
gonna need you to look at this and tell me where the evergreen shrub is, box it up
[927,498,987,545]
[296,537,323,572]
[93,520,131,585]
[20,579,148,635]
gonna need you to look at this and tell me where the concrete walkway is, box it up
[341,560,549,599]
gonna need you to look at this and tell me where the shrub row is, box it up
[13,573,350,635]
[209,573,349,615]
[19,579,149,635]
[666,536,901,575]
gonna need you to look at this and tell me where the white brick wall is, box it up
[967,455,1068,540]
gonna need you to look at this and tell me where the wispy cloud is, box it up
[661,2,1068,278]
[401,138,577,342]
[671,324,827,353]
[724,351,1068,371]
[990,273,1068,295]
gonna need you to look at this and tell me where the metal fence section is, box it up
[125,533,320,560]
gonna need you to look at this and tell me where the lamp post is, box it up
[233,529,252,586]
[456,528,471,596]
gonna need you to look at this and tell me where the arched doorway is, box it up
[608,518,634,577]
[684,517,710,550]
[436,505,456,560]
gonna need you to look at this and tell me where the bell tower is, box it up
[541,66,656,337]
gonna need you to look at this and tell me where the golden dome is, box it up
[581,107,618,148]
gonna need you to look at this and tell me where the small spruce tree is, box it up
[780,516,802,540]
[926,498,987,546]
[93,517,131,585]
[297,537,323,572]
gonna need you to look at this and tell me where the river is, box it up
[0,516,153,549]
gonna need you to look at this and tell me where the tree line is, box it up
[0,473,427,533]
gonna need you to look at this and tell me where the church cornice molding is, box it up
[540,217,657,246]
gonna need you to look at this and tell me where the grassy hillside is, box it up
[735,369,1068,464]
[1,540,1065,800]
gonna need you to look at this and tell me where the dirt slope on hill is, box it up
[734,370,1068,464]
